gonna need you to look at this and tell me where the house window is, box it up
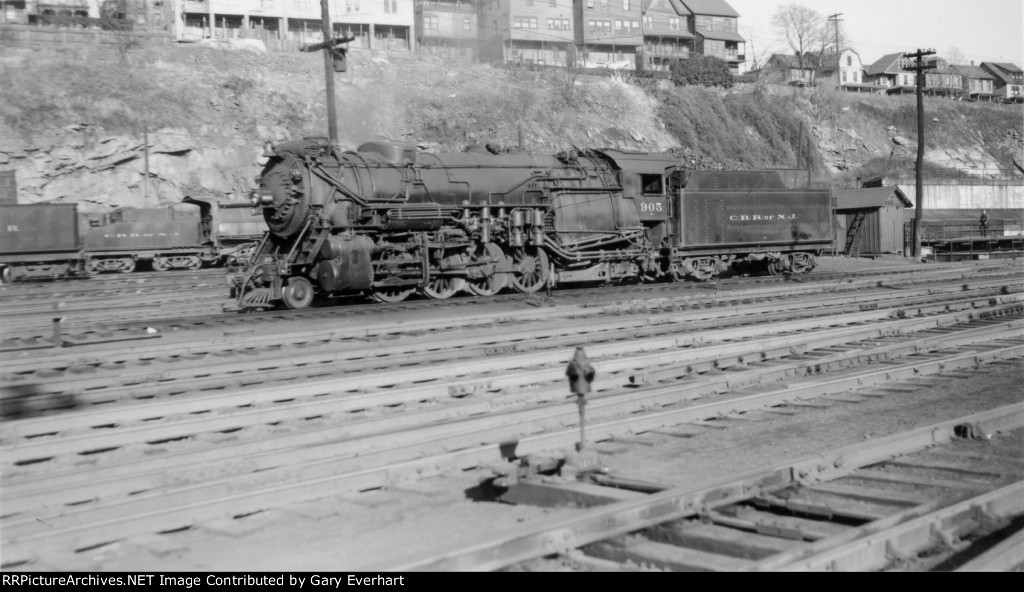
[464,17,471,31]
[587,0,593,8]
[847,56,852,66]
[424,15,437,30]
[643,16,652,28]
[669,17,678,30]
[623,0,630,10]
[842,71,847,82]
[615,20,622,31]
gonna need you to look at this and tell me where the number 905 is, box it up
[639,201,664,213]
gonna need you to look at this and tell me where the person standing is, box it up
[980,210,989,237]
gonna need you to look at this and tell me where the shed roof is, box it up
[696,28,745,42]
[834,186,912,210]
[679,0,739,17]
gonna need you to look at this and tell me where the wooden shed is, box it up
[834,185,912,255]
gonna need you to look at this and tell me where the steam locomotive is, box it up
[230,138,834,310]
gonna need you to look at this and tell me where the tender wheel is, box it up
[185,256,203,270]
[766,260,779,276]
[152,257,171,272]
[118,258,136,274]
[281,276,315,310]
[1,266,11,284]
[509,246,549,294]
[466,244,509,296]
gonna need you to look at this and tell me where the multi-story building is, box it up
[951,63,996,102]
[478,0,575,66]
[921,56,963,97]
[641,0,693,70]
[817,48,868,89]
[763,53,817,86]
[180,0,415,52]
[416,0,478,60]
[863,53,917,93]
[981,62,1024,103]
[574,0,644,69]
[685,0,743,73]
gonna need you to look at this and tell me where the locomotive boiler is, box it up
[231,138,834,310]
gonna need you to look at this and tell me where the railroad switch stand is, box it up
[566,346,595,452]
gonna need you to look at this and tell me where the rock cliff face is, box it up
[1,41,1019,212]
[0,126,268,212]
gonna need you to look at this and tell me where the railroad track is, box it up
[382,407,1024,572]
[3,273,1020,412]
[0,261,1014,346]
[2,292,1021,567]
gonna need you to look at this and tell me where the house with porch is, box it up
[818,48,876,93]
[950,63,996,101]
[573,0,644,69]
[417,0,479,61]
[641,0,694,71]
[762,53,817,86]
[981,62,1024,103]
[179,0,415,52]
[478,0,576,67]
[863,52,917,94]
[683,0,744,74]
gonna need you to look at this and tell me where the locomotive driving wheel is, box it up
[421,254,467,300]
[118,258,136,274]
[509,246,549,293]
[369,250,416,303]
[466,244,509,296]
[281,276,315,310]
[185,255,203,270]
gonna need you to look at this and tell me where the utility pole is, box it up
[299,1,353,144]
[828,13,843,82]
[904,49,936,259]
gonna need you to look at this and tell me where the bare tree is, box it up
[946,45,967,66]
[743,28,773,78]
[772,4,827,73]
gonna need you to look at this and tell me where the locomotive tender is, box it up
[0,198,266,282]
[232,138,834,310]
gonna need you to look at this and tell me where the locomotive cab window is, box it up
[640,174,663,195]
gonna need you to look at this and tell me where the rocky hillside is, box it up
[0,37,1020,212]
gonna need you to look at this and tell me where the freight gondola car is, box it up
[230,139,834,310]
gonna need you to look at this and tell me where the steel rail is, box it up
[3,318,1022,518]
[5,273,1018,375]
[2,343,1020,556]
[5,297,1020,454]
[2,264,1016,347]
[376,405,1024,571]
[9,285,1019,413]
[765,482,1024,571]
